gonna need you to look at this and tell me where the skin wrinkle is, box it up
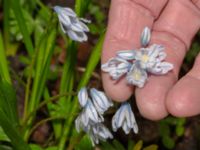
[106,1,153,47]
[132,0,169,18]
[191,0,200,9]
[153,0,200,49]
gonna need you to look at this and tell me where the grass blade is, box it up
[0,32,11,83]
[10,0,34,55]
[0,109,31,150]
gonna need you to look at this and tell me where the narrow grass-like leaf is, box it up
[9,0,34,55]
[0,32,11,83]
[0,109,31,150]
[23,18,57,140]
[3,0,10,50]
[0,79,18,126]
[75,0,91,17]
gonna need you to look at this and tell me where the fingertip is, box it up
[135,75,175,120]
[102,73,133,102]
[166,75,200,117]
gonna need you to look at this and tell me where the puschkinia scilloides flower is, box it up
[87,123,113,146]
[53,6,90,42]
[112,102,138,134]
[101,27,173,88]
[101,57,131,80]
[75,87,113,145]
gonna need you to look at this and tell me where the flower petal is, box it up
[126,63,148,88]
[85,100,100,123]
[63,7,76,17]
[141,26,151,47]
[78,87,88,107]
[148,62,174,75]
[90,88,113,114]
[117,50,136,60]
[67,30,87,42]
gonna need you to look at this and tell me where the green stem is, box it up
[26,116,66,141]
[52,40,77,140]
[23,45,39,123]
[22,92,77,126]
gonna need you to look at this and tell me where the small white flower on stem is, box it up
[53,6,90,42]
[140,26,151,47]
[90,88,113,114]
[75,99,103,131]
[101,57,131,80]
[112,102,138,134]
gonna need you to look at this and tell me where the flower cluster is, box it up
[101,27,174,88]
[75,87,113,145]
[53,6,90,42]
[76,87,139,145]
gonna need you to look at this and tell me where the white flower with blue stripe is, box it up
[112,102,138,134]
[75,87,113,145]
[101,57,131,80]
[53,6,90,42]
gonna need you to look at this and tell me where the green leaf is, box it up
[75,0,91,16]
[0,32,11,83]
[128,140,135,150]
[23,18,57,140]
[0,127,10,142]
[45,147,58,150]
[29,144,43,150]
[0,109,31,150]
[175,125,185,137]
[9,0,34,55]
[162,136,175,149]
[0,80,18,125]
[113,140,126,150]
[75,135,93,150]
[101,141,116,150]
[158,121,170,137]
[143,145,158,150]
[0,145,13,150]
[133,140,143,150]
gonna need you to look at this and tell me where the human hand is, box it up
[101,0,200,120]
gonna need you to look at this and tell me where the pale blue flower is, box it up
[135,44,173,75]
[101,57,131,80]
[112,102,138,134]
[53,6,89,42]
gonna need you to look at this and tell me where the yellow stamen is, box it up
[141,55,149,63]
